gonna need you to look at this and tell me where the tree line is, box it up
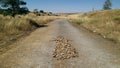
[0,0,29,16]
[0,0,112,16]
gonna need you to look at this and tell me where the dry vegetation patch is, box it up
[67,9,120,44]
[0,14,57,54]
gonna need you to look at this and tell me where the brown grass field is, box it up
[67,9,120,44]
[0,13,58,54]
[0,9,120,54]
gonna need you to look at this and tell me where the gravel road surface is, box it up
[0,19,120,68]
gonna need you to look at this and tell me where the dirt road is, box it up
[0,19,120,68]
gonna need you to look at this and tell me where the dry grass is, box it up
[0,13,57,54]
[67,9,120,43]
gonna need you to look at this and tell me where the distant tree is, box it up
[0,0,27,16]
[40,10,44,13]
[34,9,38,13]
[103,0,112,10]
[49,12,52,14]
[0,7,2,13]
[33,9,41,16]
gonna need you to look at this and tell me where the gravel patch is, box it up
[52,35,78,60]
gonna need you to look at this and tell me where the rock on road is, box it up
[0,19,120,68]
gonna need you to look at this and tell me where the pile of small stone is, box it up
[52,35,78,60]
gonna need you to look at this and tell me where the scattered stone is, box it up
[52,35,78,60]
[93,30,96,33]
[103,36,106,38]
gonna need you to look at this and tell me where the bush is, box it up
[40,10,44,13]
